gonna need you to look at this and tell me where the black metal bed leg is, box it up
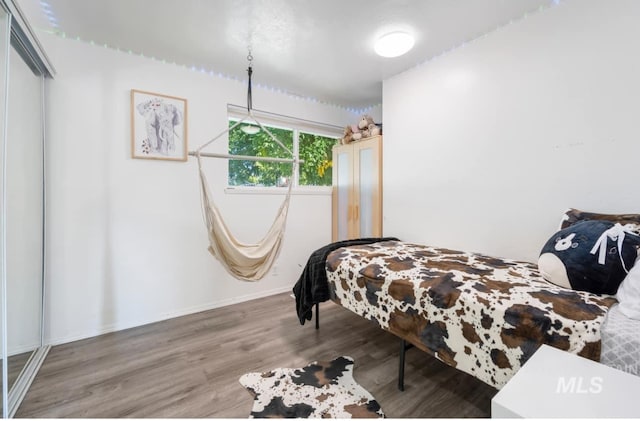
[398,339,406,391]
[315,302,319,330]
[398,339,414,391]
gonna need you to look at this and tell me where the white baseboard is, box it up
[45,285,293,347]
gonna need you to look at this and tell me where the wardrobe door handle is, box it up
[355,205,359,220]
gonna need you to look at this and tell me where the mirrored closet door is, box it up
[4,36,46,418]
[0,0,54,417]
[0,4,10,416]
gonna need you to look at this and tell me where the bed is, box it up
[295,209,640,389]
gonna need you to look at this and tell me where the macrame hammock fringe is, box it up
[192,54,298,281]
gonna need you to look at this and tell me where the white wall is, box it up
[41,33,358,345]
[383,0,640,262]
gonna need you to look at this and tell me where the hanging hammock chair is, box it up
[191,53,299,281]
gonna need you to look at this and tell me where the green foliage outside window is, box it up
[228,122,293,187]
[228,120,338,187]
[298,132,335,186]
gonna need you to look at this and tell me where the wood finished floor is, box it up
[17,293,497,418]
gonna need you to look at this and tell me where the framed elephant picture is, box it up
[131,89,188,161]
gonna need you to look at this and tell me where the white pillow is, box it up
[616,256,640,320]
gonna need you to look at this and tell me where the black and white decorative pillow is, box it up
[539,220,640,295]
[560,208,640,235]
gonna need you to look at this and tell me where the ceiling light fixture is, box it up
[374,32,415,58]
[241,125,260,135]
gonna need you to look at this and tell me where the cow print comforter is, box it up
[326,240,616,389]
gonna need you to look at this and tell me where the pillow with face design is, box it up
[538,220,640,295]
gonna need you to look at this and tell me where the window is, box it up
[298,132,335,186]
[228,123,294,187]
[227,106,341,189]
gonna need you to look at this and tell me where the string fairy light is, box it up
[36,0,377,114]
[35,0,558,115]
[402,0,562,76]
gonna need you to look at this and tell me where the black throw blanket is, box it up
[293,237,399,325]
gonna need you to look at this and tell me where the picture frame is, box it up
[131,89,188,161]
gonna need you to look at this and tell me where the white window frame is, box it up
[225,105,341,195]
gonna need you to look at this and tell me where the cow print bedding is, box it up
[326,240,616,389]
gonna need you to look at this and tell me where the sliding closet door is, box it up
[0,6,11,417]
[0,0,53,417]
[5,41,44,395]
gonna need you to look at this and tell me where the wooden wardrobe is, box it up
[332,135,382,241]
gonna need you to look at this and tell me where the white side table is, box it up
[492,344,640,418]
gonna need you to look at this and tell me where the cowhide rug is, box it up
[239,356,385,418]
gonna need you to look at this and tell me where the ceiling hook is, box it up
[246,48,254,112]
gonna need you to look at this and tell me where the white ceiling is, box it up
[18,0,553,109]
